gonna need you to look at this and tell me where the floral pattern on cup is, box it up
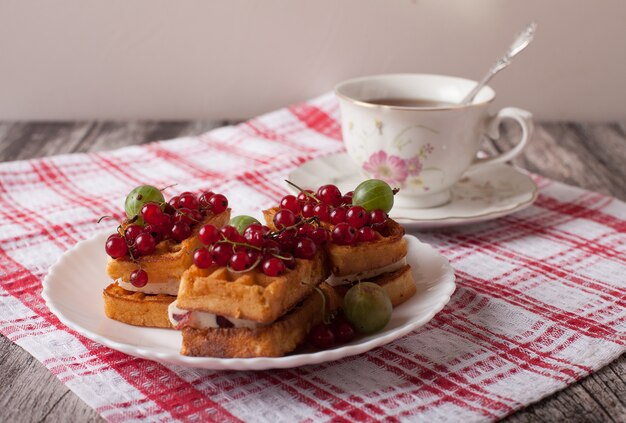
[362,144,436,188]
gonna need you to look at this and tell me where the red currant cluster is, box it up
[104,190,229,287]
[308,312,356,349]
[282,184,389,246]
[192,216,326,276]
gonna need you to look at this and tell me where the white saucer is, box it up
[42,233,455,371]
[287,153,538,229]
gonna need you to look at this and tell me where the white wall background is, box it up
[1,0,625,121]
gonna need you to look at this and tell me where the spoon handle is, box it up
[461,22,537,105]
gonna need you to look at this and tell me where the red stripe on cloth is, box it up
[455,269,625,345]
[435,288,592,376]
[365,353,501,419]
[143,143,224,180]
[36,159,118,217]
[198,132,273,166]
[535,194,626,232]
[278,367,379,421]
[244,119,316,153]
[0,176,75,251]
[288,103,343,141]
[85,345,241,422]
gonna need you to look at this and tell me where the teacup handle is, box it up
[469,107,533,170]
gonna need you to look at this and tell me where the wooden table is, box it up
[1,121,625,422]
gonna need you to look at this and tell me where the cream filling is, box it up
[117,278,180,296]
[326,257,407,287]
[167,300,263,329]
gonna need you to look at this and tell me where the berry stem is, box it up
[97,215,116,224]
[284,180,319,203]
[302,282,329,324]
[159,183,177,192]
[269,216,319,238]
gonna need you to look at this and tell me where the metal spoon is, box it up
[461,22,537,105]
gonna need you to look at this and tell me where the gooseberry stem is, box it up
[302,282,329,324]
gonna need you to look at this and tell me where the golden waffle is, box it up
[180,282,341,357]
[177,251,330,324]
[331,265,417,307]
[263,207,407,276]
[103,283,174,328]
[326,219,407,276]
[106,209,230,284]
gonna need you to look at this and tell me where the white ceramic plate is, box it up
[42,233,455,370]
[288,152,538,229]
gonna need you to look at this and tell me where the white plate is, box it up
[288,152,538,229]
[42,233,455,371]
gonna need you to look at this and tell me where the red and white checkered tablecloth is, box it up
[1,93,625,422]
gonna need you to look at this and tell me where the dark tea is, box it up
[365,98,454,108]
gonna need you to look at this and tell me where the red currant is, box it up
[141,202,166,225]
[301,202,315,218]
[313,203,330,222]
[171,222,192,242]
[208,194,228,214]
[329,207,347,225]
[130,269,148,288]
[198,224,220,245]
[178,193,199,210]
[356,226,378,243]
[294,237,317,259]
[280,195,301,214]
[297,223,313,237]
[316,184,342,207]
[134,233,156,255]
[244,229,264,248]
[193,248,213,268]
[262,257,286,276]
[143,223,164,243]
[105,234,128,258]
[281,252,297,269]
[308,323,335,349]
[220,225,241,241]
[342,191,353,205]
[370,209,388,226]
[188,209,203,224]
[262,239,281,256]
[229,251,251,271]
[346,206,369,229]
[168,195,181,209]
[332,315,356,343]
[297,189,314,202]
[174,208,193,225]
[124,225,143,243]
[310,227,330,246]
[276,229,297,252]
[211,242,233,266]
[274,209,296,229]
[331,223,357,246]
[247,248,261,264]
[198,191,215,208]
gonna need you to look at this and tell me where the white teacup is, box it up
[335,74,533,208]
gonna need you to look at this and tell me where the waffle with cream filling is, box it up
[179,282,341,357]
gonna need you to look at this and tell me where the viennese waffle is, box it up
[103,209,230,328]
[263,207,416,306]
[179,282,341,357]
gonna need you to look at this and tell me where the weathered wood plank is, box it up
[0,121,624,423]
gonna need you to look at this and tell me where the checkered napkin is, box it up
[1,93,625,422]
